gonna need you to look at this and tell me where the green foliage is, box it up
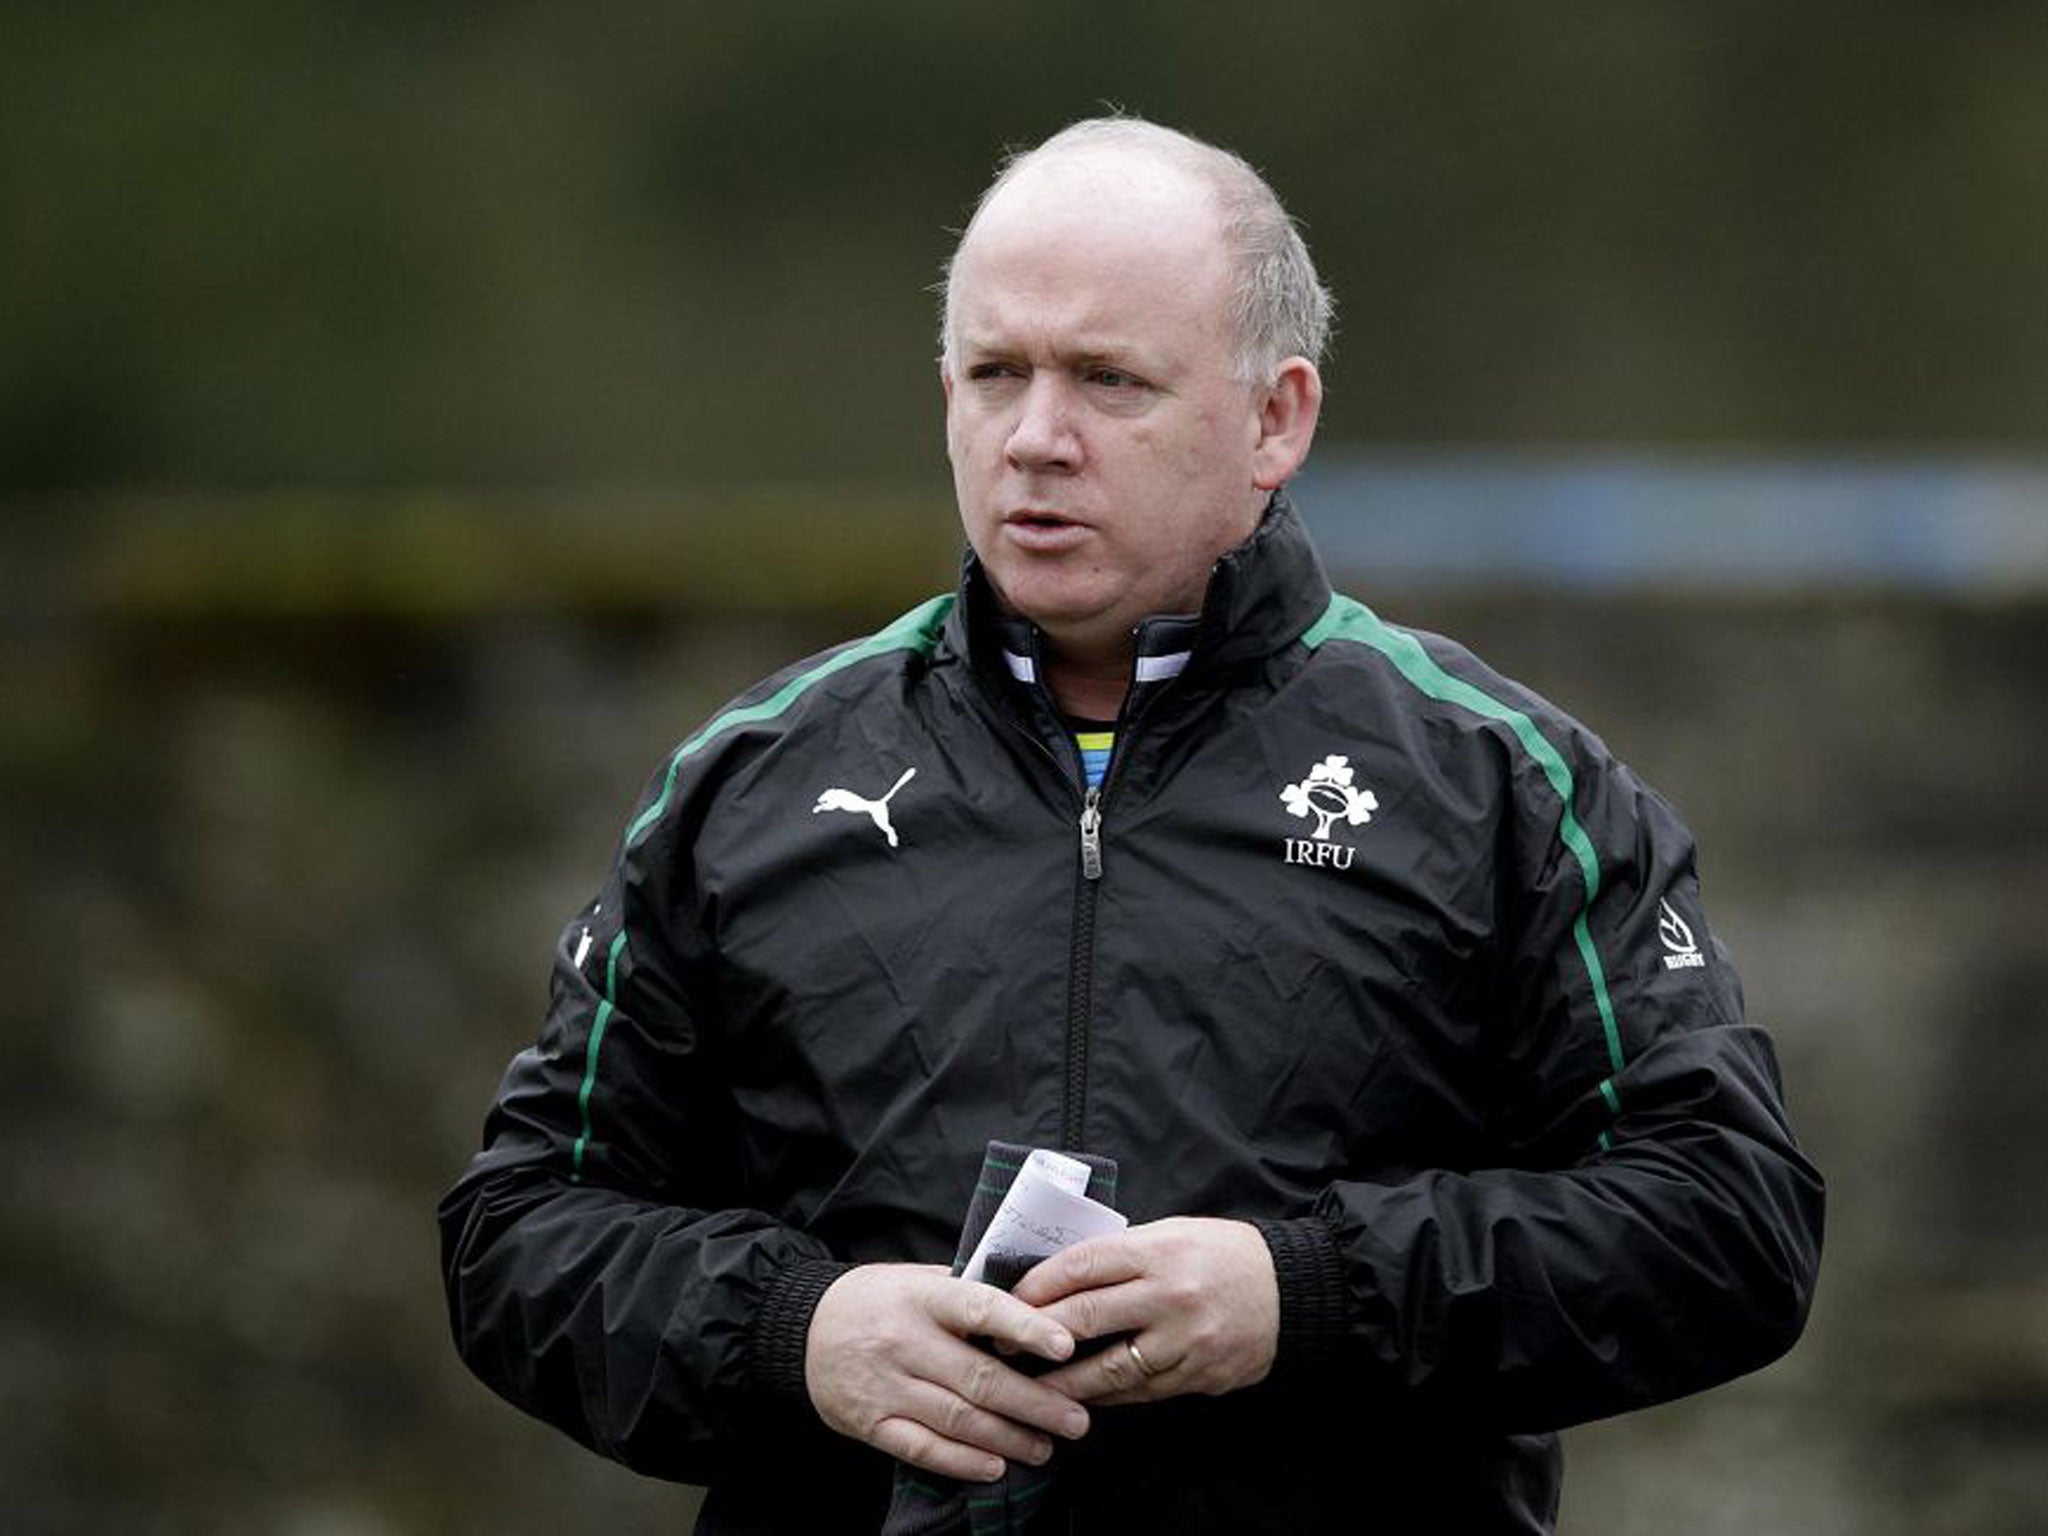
[4,3,2047,491]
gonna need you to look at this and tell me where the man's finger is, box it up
[1033,1332,1167,1403]
[937,1278,1078,1362]
[926,1334,1092,1442]
[1033,1280,1150,1345]
[870,1414,1006,1484]
[896,1375,1059,1468]
[1011,1233,1147,1306]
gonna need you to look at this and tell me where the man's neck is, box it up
[1041,646,1132,723]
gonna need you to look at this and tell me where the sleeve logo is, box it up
[1658,897,1707,970]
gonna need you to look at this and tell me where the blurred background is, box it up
[3,4,2044,1531]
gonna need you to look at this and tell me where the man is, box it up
[441,118,1823,1533]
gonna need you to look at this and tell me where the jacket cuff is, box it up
[746,1256,856,1401]
[1252,1216,1349,1366]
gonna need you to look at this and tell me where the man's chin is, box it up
[991,581,1113,633]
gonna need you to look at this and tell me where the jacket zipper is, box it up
[997,708,1102,1153]
[1061,861,1100,1152]
[1061,720,1140,1149]
[998,667,1158,1153]
[1078,786,1103,881]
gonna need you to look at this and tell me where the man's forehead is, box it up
[972,143,1222,244]
[948,242,1232,366]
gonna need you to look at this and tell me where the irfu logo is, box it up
[1279,754,1377,870]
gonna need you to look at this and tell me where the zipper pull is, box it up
[1078,786,1103,881]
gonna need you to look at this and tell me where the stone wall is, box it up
[3,544,2042,1532]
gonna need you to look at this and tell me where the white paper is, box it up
[960,1148,1126,1286]
[1021,1147,1093,1197]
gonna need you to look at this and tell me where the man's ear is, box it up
[1251,358,1323,491]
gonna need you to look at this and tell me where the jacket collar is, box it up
[945,488,1334,696]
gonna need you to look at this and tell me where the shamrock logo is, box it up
[1280,754,1378,841]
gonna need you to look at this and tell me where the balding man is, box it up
[442,118,1822,1535]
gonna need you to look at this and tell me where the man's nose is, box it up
[1004,375,1081,471]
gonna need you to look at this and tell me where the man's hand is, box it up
[1010,1217,1279,1405]
[805,1263,1092,1483]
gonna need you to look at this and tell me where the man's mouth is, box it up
[997,509,1093,556]
[1000,509,1092,551]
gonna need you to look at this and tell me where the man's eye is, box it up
[967,362,1021,382]
[1088,369,1144,390]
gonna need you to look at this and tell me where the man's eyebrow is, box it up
[951,326,1169,372]
[1070,341,1175,380]
[948,327,1014,355]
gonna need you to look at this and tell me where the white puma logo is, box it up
[812,767,917,849]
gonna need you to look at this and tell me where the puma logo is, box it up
[812,767,917,849]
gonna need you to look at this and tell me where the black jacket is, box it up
[440,497,1823,1533]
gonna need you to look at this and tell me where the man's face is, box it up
[943,153,1274,661]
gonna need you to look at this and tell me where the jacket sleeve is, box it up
[436,753,850,1481]
[1257,725,1824,1432]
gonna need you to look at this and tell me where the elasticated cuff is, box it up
[1252,1216,1350,1367]
[746,1256,856,1400]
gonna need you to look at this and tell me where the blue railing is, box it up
[1293,452,2048,588]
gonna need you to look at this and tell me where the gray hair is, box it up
[939,116,1334,384]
